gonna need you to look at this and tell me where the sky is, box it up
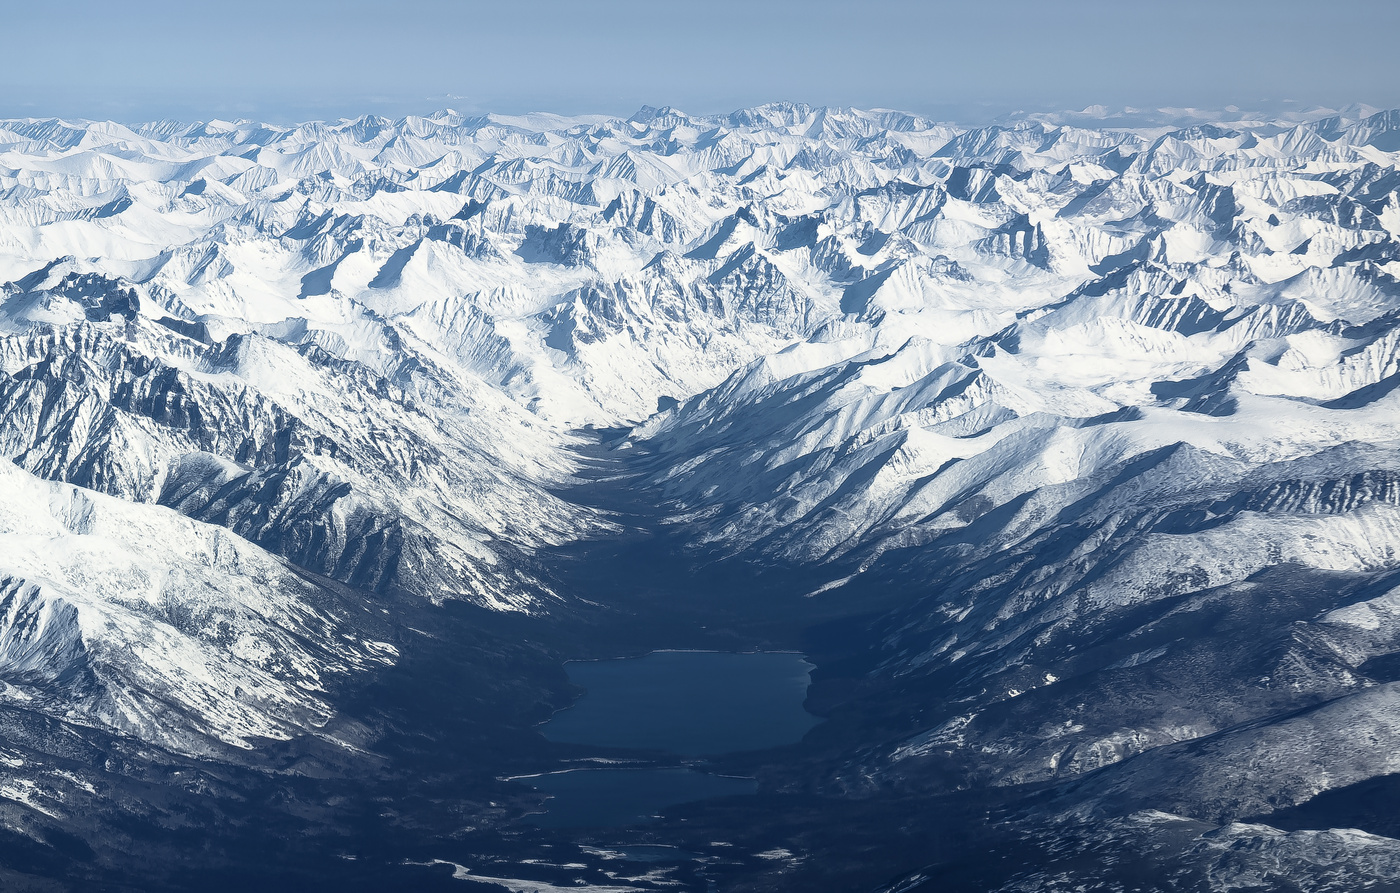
[2,0,1398,124]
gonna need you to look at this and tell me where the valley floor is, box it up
[7,431,1388,893]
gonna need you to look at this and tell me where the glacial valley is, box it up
[1,102,1400,890]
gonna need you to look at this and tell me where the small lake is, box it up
[541,650,818,755]
[525,651,818,828]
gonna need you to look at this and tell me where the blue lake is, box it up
[541,650,818,755]
[525,651,818,827]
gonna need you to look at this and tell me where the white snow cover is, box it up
[0,459,394,755]
[1,101,1400,802]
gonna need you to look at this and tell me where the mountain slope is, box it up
[2,102,1400,890]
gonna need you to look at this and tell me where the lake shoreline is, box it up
[523,650,822,827]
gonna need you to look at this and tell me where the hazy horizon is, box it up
[4,0,1398,125]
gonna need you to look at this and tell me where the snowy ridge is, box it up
[1,102,1400,885]
[0,459,394,756]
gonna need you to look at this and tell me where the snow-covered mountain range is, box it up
[3,102,1400,890]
